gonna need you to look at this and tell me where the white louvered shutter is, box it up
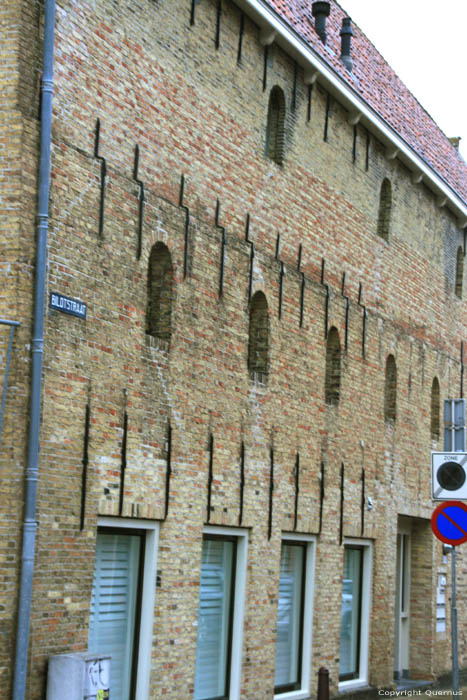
[89,533,141,700]
[194,539,234,700]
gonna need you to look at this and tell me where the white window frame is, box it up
[96,517,159,700]
[274,533,316,700]
[338,538,373,693]
[197,525,248,700]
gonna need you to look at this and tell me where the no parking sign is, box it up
[431,501,467,546]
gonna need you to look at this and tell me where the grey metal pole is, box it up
[12,1,55,698]
[452,547,459,694]
[443,400,463,695]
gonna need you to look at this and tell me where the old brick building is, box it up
[2,0,467,699]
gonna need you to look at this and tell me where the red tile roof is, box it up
[264,0,467,206]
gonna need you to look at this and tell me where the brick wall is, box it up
[2,0,467,697]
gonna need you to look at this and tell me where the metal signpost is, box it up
[444,399,466,452]
[430,399,467,695]
[430,502,467,694]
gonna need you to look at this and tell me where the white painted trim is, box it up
[260,27,276,46]
[348,112,361,126]
[234,0,467,223]
[339,679,369,693]
[386,147,399,161]
[275,690,311,700]
[274,534,316,700]
[304,69,319,86]
[338,539,373,693]
[202,525,249,700]
[97,517,159,700]
[282,532,316,542]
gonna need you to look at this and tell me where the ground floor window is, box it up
[194,526,248,700]
[274,535,315,700]
[88,518,158,700]
[339,540,372,690]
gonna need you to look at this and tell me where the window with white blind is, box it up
[194,527,248,700]
[339,540,372,691]
[88,519,158,700]
[273,535,315,700]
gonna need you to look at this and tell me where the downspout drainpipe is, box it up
[12,1,55,699]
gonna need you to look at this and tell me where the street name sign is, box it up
[49,292,87,320]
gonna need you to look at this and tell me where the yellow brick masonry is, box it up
[1,0,467,698]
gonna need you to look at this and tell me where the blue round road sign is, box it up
[431,501,467,545]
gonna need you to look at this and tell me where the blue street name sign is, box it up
[50,293,87,320]
[431,501,467,546]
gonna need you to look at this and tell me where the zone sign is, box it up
[432,452,467,501]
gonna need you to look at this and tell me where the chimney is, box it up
[340,17,353,71]
[449,137,461,151]
[312,1,331,44]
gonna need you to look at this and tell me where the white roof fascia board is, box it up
[235,0,467,224]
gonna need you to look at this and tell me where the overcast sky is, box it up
[339,0,467,161]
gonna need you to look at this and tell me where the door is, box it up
[394,528,411,680]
